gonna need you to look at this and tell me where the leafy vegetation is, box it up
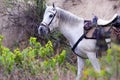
[0,35,120,80]
[81,44,120,80]
[0,35,75,80]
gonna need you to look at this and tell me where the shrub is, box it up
[0,35,68,79]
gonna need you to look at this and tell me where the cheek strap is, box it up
[40,9,57,33]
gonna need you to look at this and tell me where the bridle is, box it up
[40,8,57,33]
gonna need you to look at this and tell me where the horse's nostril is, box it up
[38,27,44,33]
[39,27,46,35]
[38,27,43,34]
[40,27,43,32]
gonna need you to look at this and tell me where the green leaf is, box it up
[53,74,59,80]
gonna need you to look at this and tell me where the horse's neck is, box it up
[57,8,84,46]
[60,23,84,46]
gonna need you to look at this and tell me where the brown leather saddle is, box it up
[84,15,120,57]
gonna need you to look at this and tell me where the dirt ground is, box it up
[0,0,120,48]
[48,0,120,19]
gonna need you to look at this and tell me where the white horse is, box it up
[38,4,120,80]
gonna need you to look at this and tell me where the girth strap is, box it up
[71,33,88,59]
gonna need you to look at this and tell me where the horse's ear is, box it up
[45,4,48,8]
[52,3,55,8]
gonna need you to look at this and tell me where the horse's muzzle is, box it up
[38,24,50,36]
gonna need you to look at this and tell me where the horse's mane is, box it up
[56,7,84,25]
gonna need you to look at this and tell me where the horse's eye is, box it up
[49,14,53,18]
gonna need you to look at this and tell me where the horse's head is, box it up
[38,3,58,35]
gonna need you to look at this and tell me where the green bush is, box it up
[81,44,120,80]
[0,34,120,79]
[0,35,67,76]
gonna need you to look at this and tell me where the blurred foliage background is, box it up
[0,0,120,80]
